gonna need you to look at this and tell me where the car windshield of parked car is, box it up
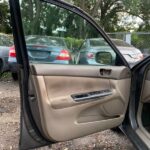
[90,39,109,47]
[26,36,66,47]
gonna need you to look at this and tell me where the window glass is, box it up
[89,39,109,47]
[20,0,116,66]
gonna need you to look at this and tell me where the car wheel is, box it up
[0,59,3,71]
[11,73,18,81]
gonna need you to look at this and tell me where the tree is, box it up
[66,0,150,32]
[0,1,11,33]
[21,0,62,35]
[67,0,125,32]
[138,0,150,31]
[123,0,150,31]
[0,0,149,34]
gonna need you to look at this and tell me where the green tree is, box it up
[138,0,150,31]
[1,0,149,34]
[0,1,11,33]
[66,0,150,32]
[123,0,150,31]
[69,0,125,32]
[21,0,61,35]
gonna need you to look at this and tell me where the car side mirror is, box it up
[96,51,113,65]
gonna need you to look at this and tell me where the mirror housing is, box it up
[96,51,113,65]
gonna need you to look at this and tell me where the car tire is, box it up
[0,59,3,71]
[11,73,18,81]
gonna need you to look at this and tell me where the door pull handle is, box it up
[100,69,112,76]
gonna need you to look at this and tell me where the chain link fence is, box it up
[108,32,150,57]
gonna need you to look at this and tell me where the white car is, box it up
[112,39,144,64]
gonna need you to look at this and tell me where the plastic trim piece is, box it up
[72,89,112,102]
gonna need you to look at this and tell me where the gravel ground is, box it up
[0,78,135,150]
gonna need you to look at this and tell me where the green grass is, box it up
[0,72,12,80]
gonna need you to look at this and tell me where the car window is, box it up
[19,0,117,66]
[90,39,109,47]
[26,36,66,47]
[80,41,87,49]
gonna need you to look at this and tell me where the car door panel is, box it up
[141,70,150,103]
[29,64,131,141]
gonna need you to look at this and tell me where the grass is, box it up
[0,72,12,81]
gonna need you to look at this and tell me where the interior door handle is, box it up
[100,69,112,76]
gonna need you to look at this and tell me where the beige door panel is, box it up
[30,64,131,79]
[141,70,150,103]
[29,64,131,141]
[44,76,110,109]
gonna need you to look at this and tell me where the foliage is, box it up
[0,72,11,80]
[65,37,83,51]
[138,0,150,31]
[71,0,124,32]
[132,33,150,53]
[0,1,11,33]
[123,0,150,31]
[0,0,149,33]
[21,0,61,35]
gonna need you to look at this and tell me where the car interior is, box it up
[136,69,150,148]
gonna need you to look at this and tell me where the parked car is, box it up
[78,38,143,66]
[78,38,116,65]
[7,0,150,149]
[111,39,144,64]
[8,36,72,80]
[0,33,13,72]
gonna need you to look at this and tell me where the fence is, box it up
[108,32,150,57]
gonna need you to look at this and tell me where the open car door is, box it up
[9,0,150,149]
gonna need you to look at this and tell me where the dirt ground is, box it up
[0,78,136,150]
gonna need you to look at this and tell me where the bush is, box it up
[65,37,83,52]
[132,33,150,54]
[0,72,11,81]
